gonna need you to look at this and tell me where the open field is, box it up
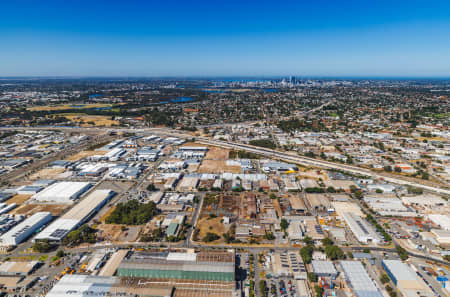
[5,194,31,205]
[66,150,107,161]
[29,167,66,180]
[97,224,141,242]
[204,146,230,160]
[195,216,227,243]
[56,114,119,127]
[27,103,116,111]
[197,145,241,173]
[180,142,207,148]
[11,204,69,216]
[198,160,241,174]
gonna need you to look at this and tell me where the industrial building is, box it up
[382,260,434,297]
[427,214,450,231]
[0,261,40,276]
[177,176,199,192]
[286,221,305,242]
[363,195,416,217]
[34,189,115,243]
[341,212,381,244]
[117,250,235,282]
[340,261,383,297]
[0,212,52,250]
[311,260,338,279]
[32,181,92,204]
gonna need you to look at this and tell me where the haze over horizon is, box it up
[1,0,450,77]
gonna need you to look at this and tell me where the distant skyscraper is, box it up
[289,76,296,85]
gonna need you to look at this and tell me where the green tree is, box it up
[280,218,289,231]
[325,245,345,260]
[32,240,55,253]
[203,232,220,242]
[300,245,314,264]
[380,274,390,284]
[307,272,317,282]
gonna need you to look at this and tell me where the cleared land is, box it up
[27,103,116,111]
[195,216,227,243]
[197,145,241,173]
[5,194,31,205]
[58,114,119,127]
[11,204,69,216]
[97,224,141,242]
[66,150,107,161]
[198,160,240,174]
[204,146,230,160]
[29,168,66,180]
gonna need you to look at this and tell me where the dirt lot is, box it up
[97,224,141,242]
[96,180,135,193]
[66,150,107,161]
[28,103,116,111]
[5,195,31,205]
[195,216,227,243]
[204,146,230,160]
[11,204,69,216]
[198,160,241,174]
[180,142,207,148]
[60,114,119,127]
[29,168,66,180]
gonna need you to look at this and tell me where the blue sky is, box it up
[1,0,450,77]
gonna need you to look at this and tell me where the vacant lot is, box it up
[11,204,69,216]
[66,150,107,161]
[195,216,227,243]
[5,195,31,205]
[28,103,115,111]
[198,160,241,174]
[204,146,230,160]
[97,224,141,242]
[59,114,119,127]
[29,168,66,180]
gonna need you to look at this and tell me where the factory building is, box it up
[341,212,381,244]
[34,189,115,243]
[0,212,52,250]
[32,182,92,204]
[340,261,383,297]
[311,260,338,279]
[382,260,434,297]
[117,250,235,282]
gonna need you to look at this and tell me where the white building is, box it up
[32,182,92,204]
[428,214,450,231]
[34,190,114,243]
[340,261,383,297]
[0,212,52,249]
[341,212,381,244]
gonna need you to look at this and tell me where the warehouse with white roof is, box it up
[0,212,52,250]
[382,260,434,297]
[32,181,92,204]
[341,212,381,244]
[34,189,115,243]
[340,261,383,297]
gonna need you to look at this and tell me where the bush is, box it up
[106,200,158,225]
[249,139,276,149]
[380,274,390,284]
[203,232,220,242]
[146,184,157,191]
[63,224,97,246]
[300,245,314,264]
[307,272,317,282]
[33,239,55,253]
